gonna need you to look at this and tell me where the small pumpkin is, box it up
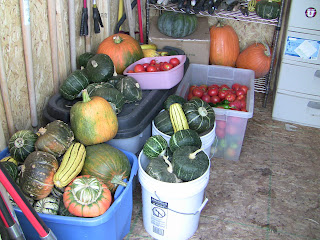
[85,54,114,83]
[97,33,144,74]
[19,151,59,200]
[154,110,174,136]
[63,175,112,217]
[81,143,131,194]
[209,22,240,67]
[70,89,118,146]
[169,129,202,152]
[157,11,198,38]
[86,82,115,96]
[146,156,181,183]
[77,52,95,68]
[35,120,74,157]
[59,69,90,100]
[143,135,168,159]
[256,0,280,19]
[8,130,38,162]
[172,146,209,182]
[236,42,272,78]
[115,76,142,103]
[34,196,60,215]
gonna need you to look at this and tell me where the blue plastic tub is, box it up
[0,146,138,240]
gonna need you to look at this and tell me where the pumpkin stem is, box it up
[91,60,98,68]
[113,35,123,44]
[113,65,118,76]
[262,43,271,57]
[198,107,208,117]
[81,89,92,103]
[189,148,204,160]
[37,127,47,136]
[163,155,173,173]
[111,175,128,187]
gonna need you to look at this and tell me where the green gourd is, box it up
[9,130,38,162]
[85,54,114,83]
[256,0,280,19]
[143,135,168,159]
[169,129,202,152]
[154,110,174,136]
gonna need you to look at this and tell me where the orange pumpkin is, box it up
[70,89,118,146]
[236,43,272,78]
[209,23,240,67]
[97,33,143,74]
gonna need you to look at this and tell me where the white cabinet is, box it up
[272,0,320,128]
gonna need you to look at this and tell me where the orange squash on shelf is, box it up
[236,42,272,78]
[97,33,143,74]
[209,23,240,67]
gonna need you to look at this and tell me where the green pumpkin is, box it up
[256,0,280,19]
[183,98,215,134]
[107,74,126,87]
[77,52,95,68]
[154,110,174,136]
[85,54,114,83]
[8,130,38,162]
[157,11,198,38]
[1,161,18,180]
[169,129,202,152]
[59,69,90,100]
[34,196,60,215]
[115,76,142,103]
[172,146,209,182]
[143,135,168,159]
[163,94,187,111]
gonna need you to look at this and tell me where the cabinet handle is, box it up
[307,101,320,110]
[315,70,320,79]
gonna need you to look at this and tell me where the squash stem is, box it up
[163,155,173,173]
[81,89,92,103]
[189,148,204,160]
[198,107,208,117]
[111,175,128,187]
[263,43,271,57]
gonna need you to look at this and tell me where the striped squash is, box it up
[53,142,86,188]
[34,196,60,215]
[169,103,189,133]
[143,135,168,159]
[0,156,19,166]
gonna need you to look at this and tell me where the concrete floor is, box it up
[126,93,320,240]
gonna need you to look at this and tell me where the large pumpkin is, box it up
[81,143,131,194]
[19,151,59,200]
[70,89,118,146]
[97,33,143,74]
[236,42,272,78]
[209,23,240,67]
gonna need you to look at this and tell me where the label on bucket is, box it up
[151,197,168,236]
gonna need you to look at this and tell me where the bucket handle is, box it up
[154,191,208,216]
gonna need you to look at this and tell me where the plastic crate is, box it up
[0,147,138,240]
[175,64,255,161]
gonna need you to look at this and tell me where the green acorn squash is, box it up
[143,135,168,159]
[115,76,142,103]
[85,54,114,83]
[163,94,187,111]
[34,196,60,215]
[8,130,38,162]
[154,110,174,136]
[183,98,215,134]
[59,69,90,100]
[169,129,202,152]
[77,52,95,68]
[172,146,209,182]
[256,0,280,19]
[1,161,18,180]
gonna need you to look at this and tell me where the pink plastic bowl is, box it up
[123,55,186,90]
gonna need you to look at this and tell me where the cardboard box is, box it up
[148,16,210,65]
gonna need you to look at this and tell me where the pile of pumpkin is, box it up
[141,95,215,183]
[59,33,145,114]
[1,89,132,218]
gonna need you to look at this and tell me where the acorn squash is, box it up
[85,54,114,83]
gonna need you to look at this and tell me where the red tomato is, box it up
[239,85,248,94]
[229,100,242,110]
[232,83,241,91]
[226,148,237,158]
[215,127,225,139]
[155,63,161,71]
[146,65,157,72]
[199,84,208,92]
[239,99,246,109]
[226,124,238,135]
[211,95,221,104]
[169,57,180,67]
[150,59,156,65]
[241,108,248,112]
[236,95,246,101]
[189,85,197,93]
[236,89,245,97]
[218,90,228,100]
[127,70,134,73]
[216,120,226,129]
[134,64,145,73]
[207,87,218,96]
[187,92,194,101]
[208,84,220,89]
[225,93,236,102]
[220,84,230,90]
[201,93,211,103]
[163,62,173,71]
[142,63,149,69]
[192,87,204,98]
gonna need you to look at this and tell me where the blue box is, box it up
[0,147,138,240]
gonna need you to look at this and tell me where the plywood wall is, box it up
[0,0,274,150]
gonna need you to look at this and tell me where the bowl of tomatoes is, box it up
[123,55,186,90]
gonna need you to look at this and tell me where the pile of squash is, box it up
[142,95,215,183]
[1,89,132,218]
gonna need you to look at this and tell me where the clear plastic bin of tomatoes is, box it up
[127,57,181,73]
[187,83,248,112]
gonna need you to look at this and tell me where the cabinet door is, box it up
[277,60,320,97]
[288,0,320,32]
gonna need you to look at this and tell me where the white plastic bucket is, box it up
[138,151,210,240]
[152,120,216,158]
